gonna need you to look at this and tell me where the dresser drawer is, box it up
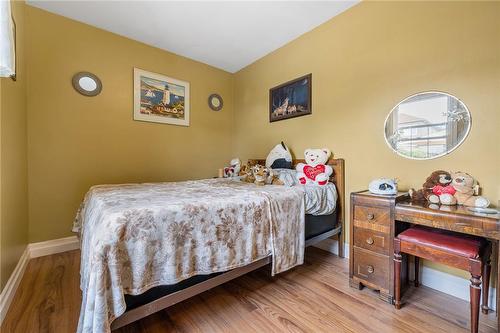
[353,227,390,255]
[352,247,389,291]
[353,205,390,231]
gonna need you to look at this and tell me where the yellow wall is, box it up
[25,6,234,242]
[233,1,499,277]
[2,1,498,287]
[0,0,28,291]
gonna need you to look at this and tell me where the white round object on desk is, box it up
[368,178,398,195]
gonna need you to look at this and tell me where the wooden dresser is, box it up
[350,189,500,331]
[349,191,409,303]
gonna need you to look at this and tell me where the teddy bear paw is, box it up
[428,203,440,210]
[316,174,328,185]
[428,194,440,204]
[439,194,456,205]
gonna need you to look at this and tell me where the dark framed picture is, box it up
[269,73,311,122]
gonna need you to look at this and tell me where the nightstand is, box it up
[349,190,409,303]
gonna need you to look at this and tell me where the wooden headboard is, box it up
[247,158,345,231]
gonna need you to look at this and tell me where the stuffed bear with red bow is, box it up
[296,148,332,186]
[409,170,456,204]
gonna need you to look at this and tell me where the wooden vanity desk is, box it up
[349,190,500,329]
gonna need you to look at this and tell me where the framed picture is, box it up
[269,73,311,122]
[134,68,190,126]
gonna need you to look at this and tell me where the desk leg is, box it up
[497,241,499,330]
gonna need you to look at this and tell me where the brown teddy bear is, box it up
[450,172,490,207]
[409,170,453,203]
[251,164,283,186]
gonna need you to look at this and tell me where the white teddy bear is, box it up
[296,148,333,186]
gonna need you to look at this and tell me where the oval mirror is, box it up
[72,72,102,97]
[384,91,471,160]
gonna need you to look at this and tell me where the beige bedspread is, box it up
[73,178,305,333]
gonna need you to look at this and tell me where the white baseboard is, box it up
[420,264,496,311]
[316,240,497,311]
[28,236,79,258]
[313,238,349,257]
[0,248,29,325]
[0,235,80,326]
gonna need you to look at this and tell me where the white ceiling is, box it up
[27,1,359,73]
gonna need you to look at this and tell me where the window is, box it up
[385,92,471,160]
[0,0,16,78]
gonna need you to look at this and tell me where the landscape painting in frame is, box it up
[269,73,311,122]
[134,68,190,126]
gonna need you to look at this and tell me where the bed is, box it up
[74,158,345,332]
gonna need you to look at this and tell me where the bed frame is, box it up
[110,158,345,330]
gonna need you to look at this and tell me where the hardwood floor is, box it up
[1,247,497,333]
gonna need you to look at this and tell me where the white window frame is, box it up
[0,0,16,79]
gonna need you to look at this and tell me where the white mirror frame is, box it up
[72,71,102,97]
[384,91,472,160]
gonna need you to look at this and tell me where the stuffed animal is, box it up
[252,165,267,186]
[223,158,241,178]
[450,172,490,207]
[244,164,284,185]
[239,163,255,183]
[296,148,332,186]
[267,168,284,185]
[249,164,283,186]
[266,142,292,169]
[409,170,455,204]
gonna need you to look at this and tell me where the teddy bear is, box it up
[409,170,456,205]
[449,172,490,207]
[223,158,241,178]
[239,163,255,183]
[250,164,283,186]
[296,148,332,186]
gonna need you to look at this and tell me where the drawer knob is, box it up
[366,237,374,245]
[367,213,375,220]
[367,265,374,274]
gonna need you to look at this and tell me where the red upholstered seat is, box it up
[397,226,486,258]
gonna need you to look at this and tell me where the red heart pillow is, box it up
[303,165,326,181]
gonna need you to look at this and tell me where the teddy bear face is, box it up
[451,172,476,189]
[423,170,451,188]
[304,148,331,167]
[437,173,452,185]
[252,164,269,181]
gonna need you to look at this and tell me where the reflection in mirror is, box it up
[384,92,471,160]
[211,97,220,108]
[78,76,98,92]
[72,72,102,97]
